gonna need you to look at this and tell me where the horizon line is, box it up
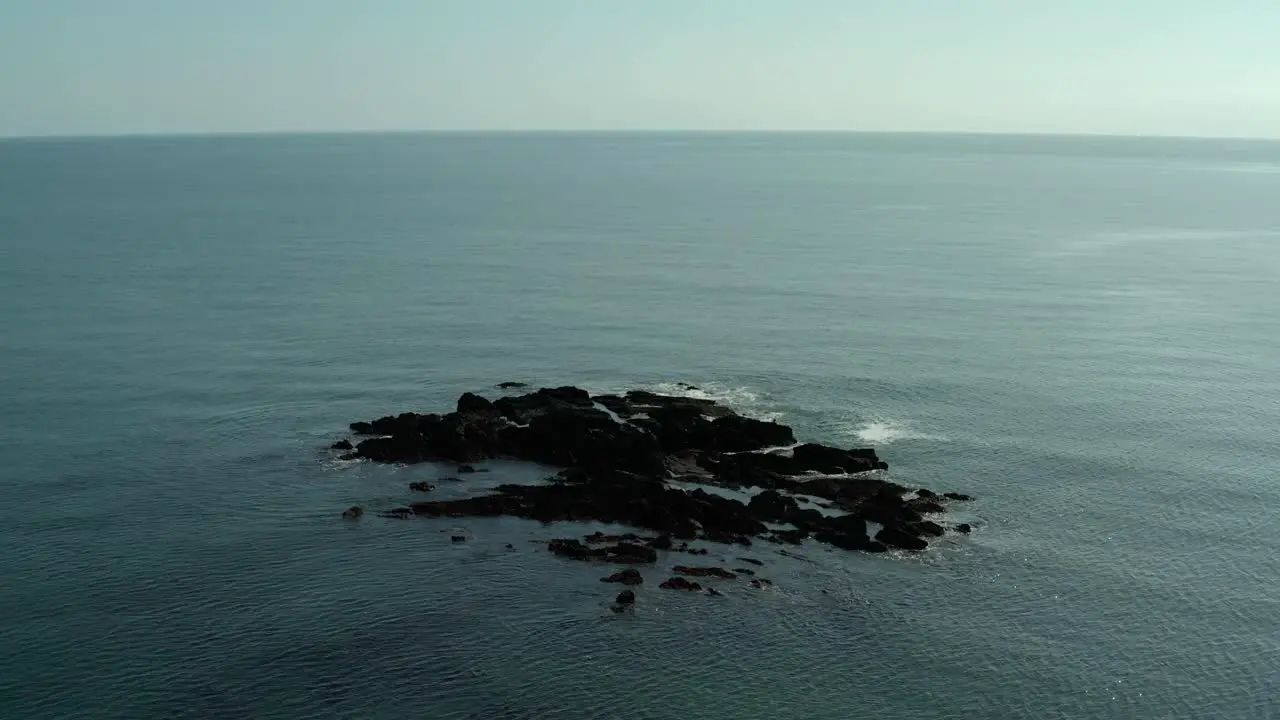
[3,128,1280,143]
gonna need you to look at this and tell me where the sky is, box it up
[2,0,1279,138]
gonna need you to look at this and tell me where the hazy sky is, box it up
[3,0,1279,138]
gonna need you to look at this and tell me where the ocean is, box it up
[1,132,1278,719]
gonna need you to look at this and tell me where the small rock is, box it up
[505,543,516,549]
[458,465,478,474]
[955,523,972,534]
[331,439,354,450]
[749,579,774,589]
[673,565,737,579]
[440,476,463,482]
[338,452,360,461]
[944,492,973,501]
[378,508,412,519]
[601,568,644,585]
[451,535,466,543]
[706,587,723,597]
[660,577,703,591]
[497,381,528,389]
[915,488,937,499]
[733,568,756,576]
[647,534,673,550]
[738,558,764,566]
[615,589,636,605]
[341,506,363,520]
[409,482,435,492]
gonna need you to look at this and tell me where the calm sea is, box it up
[1,133,1278,719]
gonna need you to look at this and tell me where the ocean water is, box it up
[2,132,1279,719]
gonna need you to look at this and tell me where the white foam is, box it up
[849,419,946,445]
[648,382,784,421]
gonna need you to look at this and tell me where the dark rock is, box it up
[750,579,774,589]
[585,531,640,544]
[673,566,737,579]
[457,464,478,474]
[770,529,809,545]
[331,439,354,450]
[747,489,798,521]
[342,506,363,519]
[915,488,937,499]
[660,577,703,591]
[955,523,972,534]
[378,507,412,519]
[451,535,466,542]
[409,482,435,492]
[910,520,946,537]
[505,543,516,549]
[647,534,673,550]
[497,381,528,389]
[349,422,375,435]
[738,557,764,566]
[708,415,795,452]
[440,477,463,482]
[457,392,496,416]
[907,497,946,515]
[944,492,973,501]
[876,525,929,551]
[685,548,709,556]
[547,538,657,564]
[792,443,880,474]
[602,568,644,585]
[733,568,757,575]
[615,589,636,605]
[339,452,360,461]
[706,587,723,597]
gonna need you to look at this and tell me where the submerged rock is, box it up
[615,589,636,605]
[409,482,435,492]
[954,523,972,534]
[342,506,363,520]
[673,566,737,579]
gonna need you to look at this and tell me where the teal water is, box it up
[2,133,1279,719]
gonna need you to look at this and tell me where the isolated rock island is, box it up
[336,385,971,556]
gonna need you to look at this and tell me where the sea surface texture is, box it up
[1,133,1278,719]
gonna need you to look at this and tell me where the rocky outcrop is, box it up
[331,439,353,450]
[343,386,973,556]
[409,482,435,492]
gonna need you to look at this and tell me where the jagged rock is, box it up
[338,386,972,573]
[660,577,703,591]
[342,506,363,519]
[602,569,644,585]
[331,439,353,450]
[409,482,435,492]
[876,525,928,551]
[673,566,737,579]
[944,492,973,501]
[954,523,972,534]
[615,589,636,605]
[910,520,946,537]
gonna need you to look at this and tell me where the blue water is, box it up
[2,133,1279,719]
